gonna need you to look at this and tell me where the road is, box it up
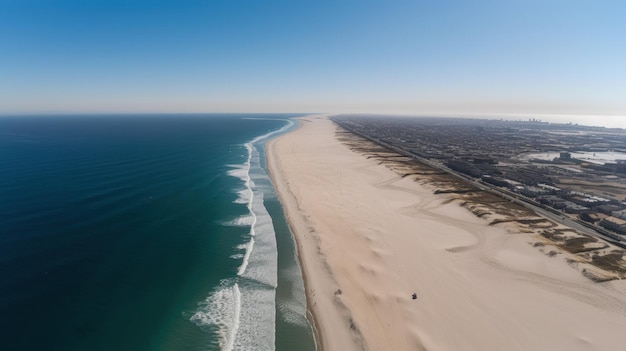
[334,119,625,248]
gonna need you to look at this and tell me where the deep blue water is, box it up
[0,114,315,351]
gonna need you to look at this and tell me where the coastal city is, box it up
[333,115,626,246]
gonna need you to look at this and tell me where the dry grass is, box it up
[336,127,626,281]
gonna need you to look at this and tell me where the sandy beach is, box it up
[266,115,626,351]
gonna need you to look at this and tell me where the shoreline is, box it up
[267,115,626,350]
[266,117,326,351]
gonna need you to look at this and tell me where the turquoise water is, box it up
[0,114,315,351]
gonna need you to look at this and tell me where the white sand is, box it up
[267,115,626,351]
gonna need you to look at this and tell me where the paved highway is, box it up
[335,120,625,248]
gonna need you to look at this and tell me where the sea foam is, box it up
[190,280,241,351]
[190,119,295,350]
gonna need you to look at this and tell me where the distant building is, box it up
[605,162,626,174]
[599,216,626,234]
[482,175,508,187]
[597,205,623,216]
[568,192,610,208]
[519,186,549,198]
[562,201,589,214]
[560,152,572,161]
[580,212,608,224]
[503,179,523,191]
[537,183,562,194]
[538,195,567,209]
[612,209,626,221]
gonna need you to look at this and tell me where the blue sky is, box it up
[1,0,625,124]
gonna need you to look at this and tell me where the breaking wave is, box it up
[190,119,295,350]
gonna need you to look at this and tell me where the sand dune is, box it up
[267,115,626,351]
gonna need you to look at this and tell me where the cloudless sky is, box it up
[1,0,625,126]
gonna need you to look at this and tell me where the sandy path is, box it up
[266,115,626,351]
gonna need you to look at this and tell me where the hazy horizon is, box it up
[2,0,625,127]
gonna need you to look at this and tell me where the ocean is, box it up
[0,114,316,351]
